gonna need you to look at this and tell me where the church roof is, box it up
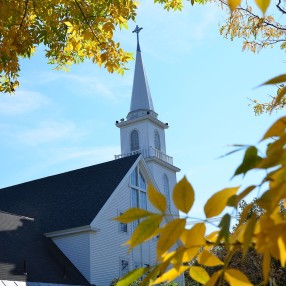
[0,155,139,284]
[0,211,89,285]
[0,155,139,233]
[129,27,154,114]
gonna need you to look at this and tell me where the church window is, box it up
[163,174,170,209]
[130,167,147,231]
[130,130,139,151]
[118,212,128,233]
[154,130,161,150]
[120,259,129,276]
[139,170,146,190]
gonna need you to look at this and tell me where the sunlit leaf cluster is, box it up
[0,0,187,93]
[116,116,286,285]
[0,0,138,93]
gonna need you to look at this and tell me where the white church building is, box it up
[0,26,182,286]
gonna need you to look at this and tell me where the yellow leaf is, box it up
[182,247,200,262]
[148,184,166,213]
[64,21,72,27]
[180,223,206,248]
[204,187,239,218]
[271,87,286,112]
[262,74,286,85]
[117,267,149,286]
[173,176,195,213]
[113,208,153,223]
[263,251,270,284]
[198,250,224,267]
[205,231,219,250]
[189,266,210,284]
[152,266,189,284]
[205,270,222,286]
[262,117,286,140]
[242,213,257,256]
[225,269,253,286]
[127,214,162,250]
[157,219,186,256]
[227,0,241,11]
[278,236,286,267]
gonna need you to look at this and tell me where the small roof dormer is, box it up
[127,25,157,120]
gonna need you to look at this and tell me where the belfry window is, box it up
[154,130,161,151]
[163,174,170,209]
[130,130,139,151]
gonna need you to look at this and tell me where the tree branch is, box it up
[73,0,101,44]
[276,0,286,14]
[218,0,286,32]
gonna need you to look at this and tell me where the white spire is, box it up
[128,26,155,119]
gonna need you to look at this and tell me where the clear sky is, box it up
[0,1,285,220]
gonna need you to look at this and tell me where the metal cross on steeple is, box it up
[132,25,143,52]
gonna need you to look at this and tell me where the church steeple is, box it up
[127,25,155,120]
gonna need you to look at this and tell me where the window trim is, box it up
[154,129,161,151]
[118,210,128,234]
[119,257,129,277]
[130,129,140,152]
[130,167,148,231]
[163,173,170,210]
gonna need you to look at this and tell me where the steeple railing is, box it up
[115,147,173,165]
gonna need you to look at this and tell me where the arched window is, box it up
[130,130,139,151]
[163,174,170,209]
[154,130,161,150]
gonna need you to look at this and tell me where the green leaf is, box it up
[157,219,186,256]
[116,267,149,286]
[127,214,163,250]
[216,213,231,244]
[225,269,253,286]
[173,176,195,213]
[204,187,239,218]
[189,266,210,284]
[234,146,262,176]
[148,184,167,213]
[114,208,153,223]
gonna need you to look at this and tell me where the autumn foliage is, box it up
[116,116,286,285]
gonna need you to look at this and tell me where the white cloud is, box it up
[0,90,49,116]
[16,120,87,146]
[46,145,120,166]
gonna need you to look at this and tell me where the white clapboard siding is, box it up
[52,232,90,282]
[89,158,157,286]
[90,172,132,286]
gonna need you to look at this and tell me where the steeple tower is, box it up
[128,25,155,121]
[115,25,180,214]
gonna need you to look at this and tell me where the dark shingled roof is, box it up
[0,155,139,284]
[0,211,89,284]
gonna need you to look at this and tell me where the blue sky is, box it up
[0,1,285,220]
